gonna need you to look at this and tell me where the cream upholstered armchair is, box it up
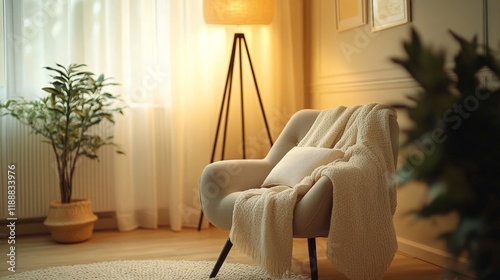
[199,106,399,279]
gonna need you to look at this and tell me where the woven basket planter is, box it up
[43,199,98,244]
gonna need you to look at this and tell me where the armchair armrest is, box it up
[200,159,273,230]
[293,176,332,238]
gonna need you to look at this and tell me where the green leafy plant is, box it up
[391,29,500,279]
[0,64,125,204]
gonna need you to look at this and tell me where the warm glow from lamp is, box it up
[203,0,274,25]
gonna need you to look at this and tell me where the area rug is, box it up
[0,260,310,280]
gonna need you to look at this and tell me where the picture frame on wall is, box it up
[336,0,366,32]
[371,0,411,31]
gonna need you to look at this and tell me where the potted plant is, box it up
[391,29,500,279]
[0,63,125,243]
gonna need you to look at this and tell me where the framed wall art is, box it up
[336,0,367,32]
[371,0,411,31]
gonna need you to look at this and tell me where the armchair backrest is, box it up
[265,110,321,165]
[265,108,399,168]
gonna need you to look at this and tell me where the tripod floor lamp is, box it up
[198,0,274,230]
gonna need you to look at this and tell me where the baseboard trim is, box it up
[397,237,474,278]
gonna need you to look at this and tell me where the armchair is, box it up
[200,104,399,279]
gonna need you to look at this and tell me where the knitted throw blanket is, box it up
[229,103,398,279]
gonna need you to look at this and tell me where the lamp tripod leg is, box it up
[241,34,273,146]
[198,34,239,231]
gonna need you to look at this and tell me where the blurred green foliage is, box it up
[392,29,500,279]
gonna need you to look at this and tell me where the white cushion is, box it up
[262,146,344,187]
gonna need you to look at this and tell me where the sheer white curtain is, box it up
[1,0,304,231]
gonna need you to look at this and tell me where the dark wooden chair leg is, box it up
[308,238,319,280]
[197,211,203,231]
[209,237,233,278]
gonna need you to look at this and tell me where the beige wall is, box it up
[0,0,4,87]
[305,0,497,271]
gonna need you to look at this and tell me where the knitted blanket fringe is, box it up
[230,103,398,279]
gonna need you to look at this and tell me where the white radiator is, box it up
[1,117,116,219]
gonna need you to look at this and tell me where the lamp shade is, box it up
[203,0,274,25]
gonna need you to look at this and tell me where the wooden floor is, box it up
[1,226,473,279]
